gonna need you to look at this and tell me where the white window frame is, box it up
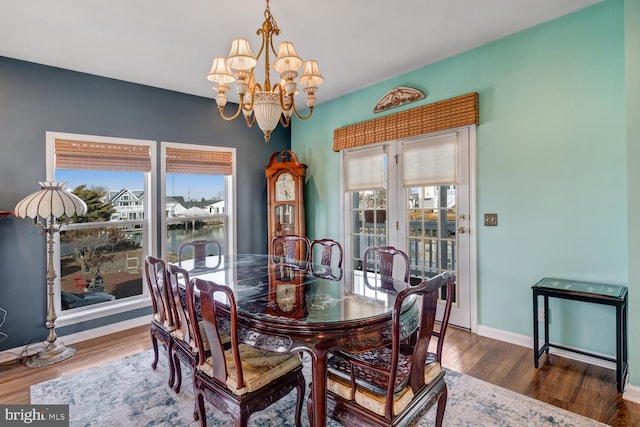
[160,142,236,260]
[340,126,478,332]
[46,131,157,327]
[341,141,398,268]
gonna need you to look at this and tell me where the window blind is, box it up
[55,139,151,171]
[344,146,386,191]
[165,147,233,175]
[402,133,457,186]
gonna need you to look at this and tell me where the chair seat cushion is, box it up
[327,361,443,417]
[198,345,301,396]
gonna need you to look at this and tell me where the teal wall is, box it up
[293,0,638,384]
[625,0,640,387]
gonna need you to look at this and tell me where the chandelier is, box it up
[206,0,323,143]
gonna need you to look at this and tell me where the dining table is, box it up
[176,253,419,427]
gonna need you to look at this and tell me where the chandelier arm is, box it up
[255,29,267,67]
[218,103,244,121]
[244,114,256,128]
[279,115,291,128]
[274,83,293,112]
[291,101,315,120]
[243,89,257,112]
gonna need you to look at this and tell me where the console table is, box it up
[532,277,628,392]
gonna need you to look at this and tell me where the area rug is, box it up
[31,350,605,426]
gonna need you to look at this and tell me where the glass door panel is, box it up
[349,189,387,271]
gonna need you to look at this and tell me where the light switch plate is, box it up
[484,213,498,226]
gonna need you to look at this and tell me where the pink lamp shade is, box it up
[14,181,87,220]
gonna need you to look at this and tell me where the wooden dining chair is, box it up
[165,263,200,420]
[191,277,306,427]
[166,265,201,392]
[322,272,453,427]
[178,239,222,269]
[271,234,310,261]
[167,264,230,420]
[143,255,176,388]
[362,245,410,290]
[308,238,343,268]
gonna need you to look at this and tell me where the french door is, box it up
[342,127,475,330]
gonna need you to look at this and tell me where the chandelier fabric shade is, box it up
[227,38,257,71]
[207,0,323,142]
[15,181,88,220]
[208,58,235,86]
[298,60,324,87]
[273,42,303,72]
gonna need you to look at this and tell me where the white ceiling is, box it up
[0,0,602,106]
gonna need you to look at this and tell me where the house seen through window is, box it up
[46,133,155,321]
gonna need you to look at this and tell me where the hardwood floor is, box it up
[0,325,638,425]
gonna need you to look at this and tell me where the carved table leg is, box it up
[309,349,329,427]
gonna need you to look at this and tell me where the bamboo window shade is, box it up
[55,139,152,171]
[165,147,233,175]
[333,92,479,151]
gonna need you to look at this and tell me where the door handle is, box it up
[457,226,467,234]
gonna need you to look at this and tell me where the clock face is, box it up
[275,173,295,201]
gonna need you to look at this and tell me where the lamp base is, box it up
[26,341,76,368]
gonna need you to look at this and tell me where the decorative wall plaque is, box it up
[373,86,426,113]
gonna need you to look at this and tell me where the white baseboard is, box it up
[623,384,640,403]
[477,325,617,371]
[0,315,149,365]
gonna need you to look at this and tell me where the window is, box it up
[46,132,156,326]
[344,147,388,270]
[160,142,235,262]
[402,134,458,281]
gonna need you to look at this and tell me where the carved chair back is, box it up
[362,245,410,290]
[143,255,175,385]
[271,235,310,261]
[309,238,343,268]
[144,255,173,327]
[178,239,222,270]
[166,264,196,352]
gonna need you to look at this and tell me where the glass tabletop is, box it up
[176,254,414,325]
[532,277,627,299]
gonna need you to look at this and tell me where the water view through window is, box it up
[56,169,225,311]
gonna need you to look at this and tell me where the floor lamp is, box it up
[14,181,87,368]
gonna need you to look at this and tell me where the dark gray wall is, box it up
[0,56,289,351]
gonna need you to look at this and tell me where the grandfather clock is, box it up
[265,150,307,255]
